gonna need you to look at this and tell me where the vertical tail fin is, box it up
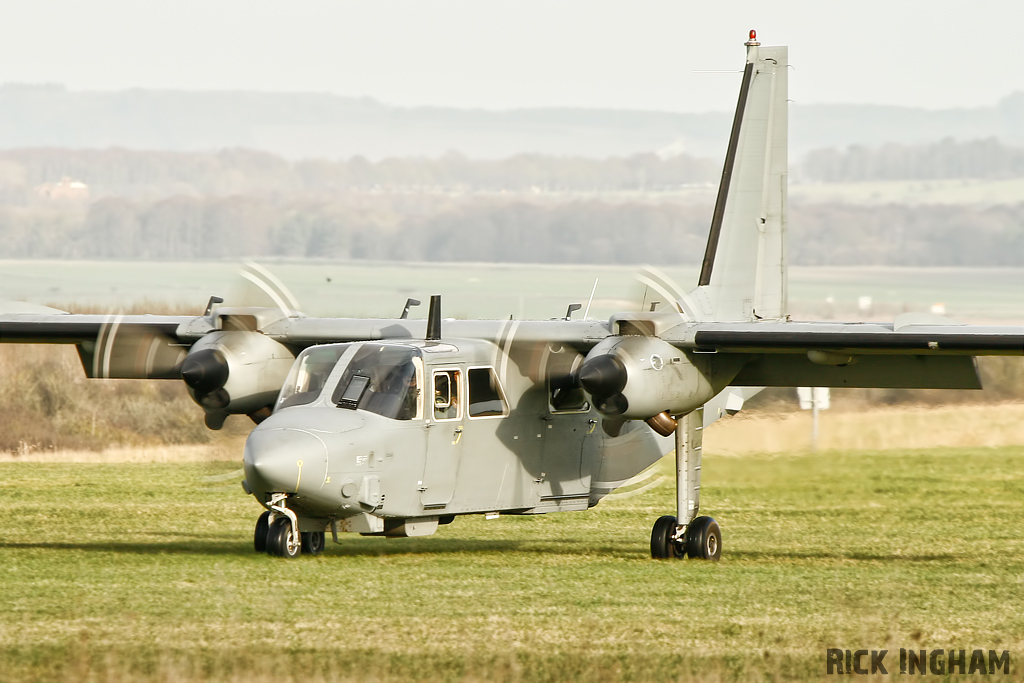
[690,34,788,322]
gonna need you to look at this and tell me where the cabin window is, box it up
[331,344,422,420]
[432,369,461,421]
[277,344,349,409]
[548,374,590,413]
[468,367,508,417]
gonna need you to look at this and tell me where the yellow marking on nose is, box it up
[295,460,304,491]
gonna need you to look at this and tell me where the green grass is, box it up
[2,447,1024,682]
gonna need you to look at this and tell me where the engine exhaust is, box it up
[645,410,677,437]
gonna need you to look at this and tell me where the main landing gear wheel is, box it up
[685,516,722,561]
[266,517,301,558]
[650,515,722,561]
[301,531,325,556]
[254,511,270,553]
[650,515,685,559]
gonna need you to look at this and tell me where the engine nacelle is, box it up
[579,336,720,420]
[181,331,296,428]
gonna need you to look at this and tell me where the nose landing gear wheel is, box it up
[301,531,326,556]
[266,517,301,558]
[650,515,685,559]
[254,511,270,553]
[685,516,722,561]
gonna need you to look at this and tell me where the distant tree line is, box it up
[1,138,1024,203]
[0,148,718,200]
[1,142,1022,266]
[801,138,1024,182]
[2,195,1021,266]
[789,202,1024,266]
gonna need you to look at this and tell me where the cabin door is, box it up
[421,367,464,508]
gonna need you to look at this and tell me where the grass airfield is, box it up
[2,446,1024,682]
[2,260,1022,680]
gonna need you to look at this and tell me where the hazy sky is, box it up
[3,1,1019,113]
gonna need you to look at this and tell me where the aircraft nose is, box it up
[244,428,328,495]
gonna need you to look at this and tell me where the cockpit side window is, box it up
[432,369,461,421]
[332,344,422,421]
[468,367,508,418]
[276,344,349,410]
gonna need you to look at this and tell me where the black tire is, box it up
[650,515,684,559]
[266,517,300,559]
[685,516,722,561]
[253,511,270,553]
[301,531,326,556]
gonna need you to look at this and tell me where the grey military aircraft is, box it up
[2,32,1022,561]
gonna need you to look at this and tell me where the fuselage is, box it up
[242,338,671,536]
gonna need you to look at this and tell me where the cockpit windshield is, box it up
[331,344,422,421]
[276,344,349,410]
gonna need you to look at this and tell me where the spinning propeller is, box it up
[512,265,707,437]
[84,261,306,430]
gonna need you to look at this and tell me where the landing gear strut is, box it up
[650,407,722,561]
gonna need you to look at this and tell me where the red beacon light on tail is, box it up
[745,29,760,46]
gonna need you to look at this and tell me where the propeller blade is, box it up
[241,260,300,314]
[80,314,187,379]
[634,265,704,322]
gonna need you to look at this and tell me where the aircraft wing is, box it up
[0,310,198,379]
[665,319,1023,389]
[683,321,1023,353]
[0,312,189,343]
[269,313,1021,392]
[4,303,1020,392]
[262,317,609,347]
